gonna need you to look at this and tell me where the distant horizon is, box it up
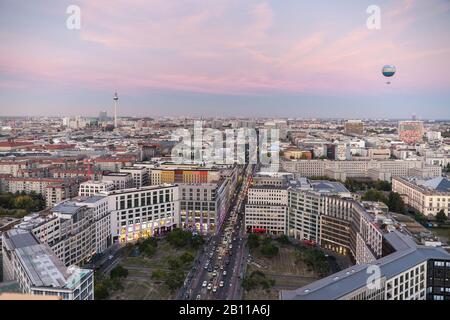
[1,114,449,122]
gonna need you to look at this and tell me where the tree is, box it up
[110,265,128,279]
[180,252,195,264]
[166,228,192,248]
[436,210,448,224]
[362,189,388,204]
[275,235,290,245]
[388,192,405,214]
[94,283,109,300]
[165,271,185,291]
[247,233,260,249]
[260,242,279,258]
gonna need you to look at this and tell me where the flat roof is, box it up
[52,203,82,215]
[281,231,450,300]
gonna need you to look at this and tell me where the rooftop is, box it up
[281,231,450,300]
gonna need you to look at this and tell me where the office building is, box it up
[281,231,450,300]
[104,185,180,243]
[2,229,94,300]
[398,121,424,145]
[344,120,364,135]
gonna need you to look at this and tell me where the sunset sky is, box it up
[1,0,450,118]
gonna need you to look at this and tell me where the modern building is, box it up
[102,172,133,190]
[119,166,149,188]
[280,230,450,300]
[344,120,364,135]
[245,185,288,235]
[2,229,94,300]
[104,184,180,243]
[288,179,382,264]
[180,179,230,235]
[79,180,115,197]
[398,121,424,145]
[16,196,110,266]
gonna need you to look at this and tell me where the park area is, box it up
[242,235,332,300]
[95,229,203,300]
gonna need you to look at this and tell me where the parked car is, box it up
[202,281,207,287]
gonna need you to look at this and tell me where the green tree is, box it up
[180,252,195,265]
[388,192,405,213]
[436,210,448,224]
[260,242,279,258]
[362,189,388,204]
[94,283,109,300]
[165,271,185,291]
[110,265,128,279]
[275,235,290,245]
[247,233,260,249]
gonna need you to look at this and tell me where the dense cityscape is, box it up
[0,114,449,301]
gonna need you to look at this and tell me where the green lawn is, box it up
[428,227,450,244]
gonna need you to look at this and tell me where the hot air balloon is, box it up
[382,65,396,84]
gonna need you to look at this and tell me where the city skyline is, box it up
[0,0,449,118]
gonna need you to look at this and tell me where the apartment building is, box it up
[5,177,86,208]
[79,180,115,197]
[104,184,180,243]
[281,231,450,300]
[180,179,230,235]
[0,159,32,176]
[119,166,149,188]
[94,157,135,172]
[45,180,81,208]
[1,229,94,300]
[392,176,450,217]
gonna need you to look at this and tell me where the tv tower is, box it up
[113,91,119,128]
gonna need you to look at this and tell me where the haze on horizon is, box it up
[0,0,450,119]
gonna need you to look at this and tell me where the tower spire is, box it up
[113,91,119,128]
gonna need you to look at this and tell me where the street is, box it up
[179,163,255,300]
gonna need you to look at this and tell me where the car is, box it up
[196,294,201,300]
[212,286,218,293]
[223,271,227,276]
[220,265,224,270]
[208,267,213,272]
[202,281,207,287]
[204,264,208,270]
[108,255,114,260]
[207,283,213,290]
[219,281,224,287]
[212,271,217,277]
